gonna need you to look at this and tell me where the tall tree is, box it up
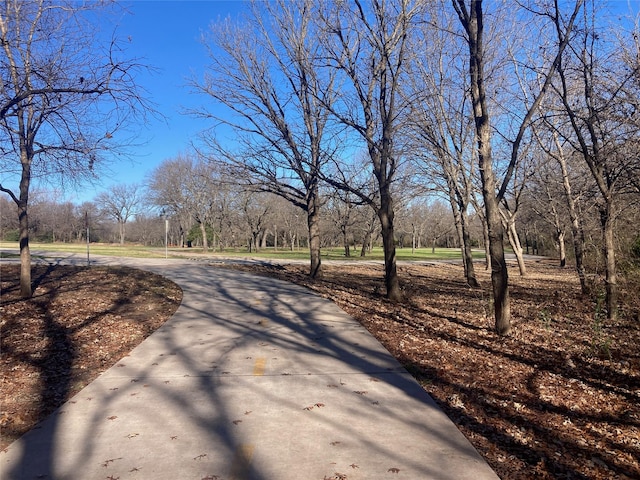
[0,0,150,297]
[452,0,582,334]
[409,6,480,287]
[95,183,143,245]
[499,149,536,277]
[318,0,424,301]
[193,0,337,279]
[146,154,220,251]
[239,191,273,253]
[526,155,571,268]
[551,0,640,320]
[532,118,590,290]
[452,0,511,333]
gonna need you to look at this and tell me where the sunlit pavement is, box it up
[1,253,499,480]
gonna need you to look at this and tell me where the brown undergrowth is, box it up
[224,259,640,480]
[1,259,639,479]
[0,265,182,450]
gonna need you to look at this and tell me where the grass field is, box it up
[0,241,484,262]
[0,242,160,259]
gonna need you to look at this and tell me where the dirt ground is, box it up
[0,265,183,451]
[1,259,639,480]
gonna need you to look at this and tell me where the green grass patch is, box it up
[318,246,485,261]
[0,242,164,259]
[0,242,485,262]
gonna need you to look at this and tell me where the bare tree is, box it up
[532,119,590,289]
[278,202,306,251]
[526,158,569,267]
[95,183,143,245]
[357,206,379,257]
[239,191,273,253]
[0,0,151,297]
[318,0,425,301]
[24,189,76,242]
[499,150,537,277]
[551,0,640,320]
[452,0,512,333]
[424,200,456,252]
[193,0,337,278]
[409,6,480,286]
[0,195,18,236]
[184,160,218,252]
[451,0,582,335]
[325,189,361,257]
[146,155,191,246]
[146,154,224,251]
[397,200,427,253]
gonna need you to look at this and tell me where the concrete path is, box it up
[1,255,500,480]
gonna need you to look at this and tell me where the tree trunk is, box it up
[480,138,510,333]
[119,220,125,245]
[360,229,371,257]
[18,199,32,298]
[557,229,566,267]
[452,202,466,269]
[273,225,278,252]
[15,146,33,298]
[482,219,491,270]
[601,204,618,320]
[342,227,351,257]
[557,151,588,292]
[199,222,209,252]
[476,211,491,271]
[486,197,511,335]
[458,0,510,334]
[460,210,480,288]
[500,209,527,277]
[505,218,526,277]
[571,214,588,292]
[307,196,323,279]
[412,226,417,255]
[378,202,402,302]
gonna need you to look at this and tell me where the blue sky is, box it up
[68,0,250,203]
[65,0,639,204]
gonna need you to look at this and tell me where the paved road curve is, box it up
[1,254,500,480]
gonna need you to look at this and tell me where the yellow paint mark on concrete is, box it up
[253,357,266,376]
[229,443,255,480]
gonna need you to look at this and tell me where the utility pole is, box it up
[85,211,90,266]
